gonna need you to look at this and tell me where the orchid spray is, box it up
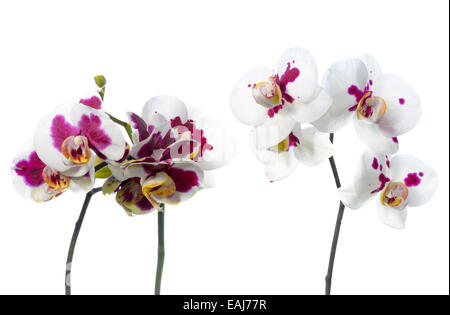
[230,49,438,294]
[12,76,234,295]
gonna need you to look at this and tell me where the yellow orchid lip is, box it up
[61,135,90,165]
[252,76,282,108]
[380,181,409,209]
[42,166,70,193]
[141,172,176,210]
[356,92,387,122]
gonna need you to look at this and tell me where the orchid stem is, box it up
[325,133,346,295]
[65,186,102,295]
[155,206,165,295]
[106,112,133,143]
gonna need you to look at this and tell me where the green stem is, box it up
[65,187,102,295]
[155,206,165,295]
[106,112,133,143]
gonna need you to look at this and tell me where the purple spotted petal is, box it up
[129,112,149,141]
[80,95,102,109]
[50,115,80,151]
[78,113,112,150]
[14,151,46,187]
[166,167,199,193]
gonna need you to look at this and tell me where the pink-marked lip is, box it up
[381,181,408,209]
[61,135,90,164]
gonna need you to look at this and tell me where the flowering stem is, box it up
[65,186,102,295]
[325,133,346,295]
[106,112,134,143]
[154,206,165,295]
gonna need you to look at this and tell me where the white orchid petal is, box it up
[254,112,295,150]
[338,186,374,209]
[353,116,399,154]
[358,54,382,81]
[347,150,392,204]
[142,95,188,124]
[230,67,272,126]
[390,155,438,207]
[373,74,421,137]
[276,47,318,103]
[285,86,332,123]
[377,201,407,229]
[264,150,298,182]
[293,126,334,166]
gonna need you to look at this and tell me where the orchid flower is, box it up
[12,140,95,202]
[230,48,334,181]
[313,55,421,154]
[33,95,128,177]
[338,151,438,229]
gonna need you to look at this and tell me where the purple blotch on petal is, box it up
[51,115,80,151]
[14,151,46,187]
[80,95,102,109]
[404,173,421,187]
[78,113,112,150]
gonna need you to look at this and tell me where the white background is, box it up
[0,0,448,295]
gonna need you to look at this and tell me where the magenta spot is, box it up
[386,156,390,168]
[347,84,368,111]
[399,98,405,105]
[247,84,251,87]
[372,158,379,170]
[392,137,399,144]
[287,132,300,150]
[404,173,421,187]
[380,164,383,171]
[419,172,424,177]
[50,115,80,151]
[267,108,275,118]
[14,151,46,187]
[275,62,300,103]
[166,167,199,193]
[78,113,112,150]
[80,95,102,109]
[369,80,373,86]
[371,173,391,194]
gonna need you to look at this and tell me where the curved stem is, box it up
[65,187,102,295]
[154,206,165,295]
[325,133,346,295]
